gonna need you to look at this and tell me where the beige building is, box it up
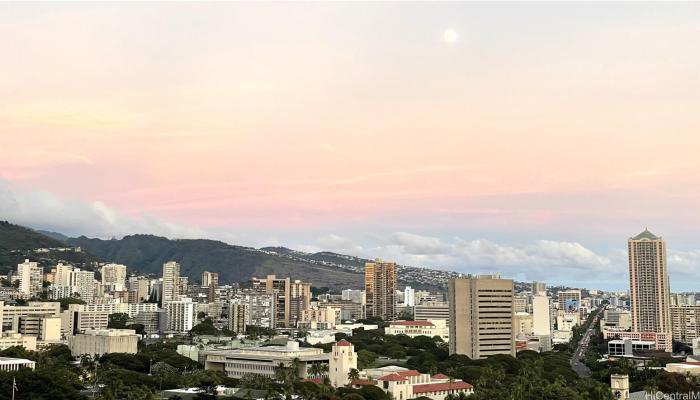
[671,305,700,345]
[328,339,357,387]
[68,328,138,357]
[1,301,61,332]
[101,264,127,289]
[299,305,341,330]
[162,261,181,304]
[365,259,397,320]
[201,271,219,287]
[532,281,546,296]
[513,312,534,336]
[17,260,43,297]
[62,305,109,335]
[557,290,581,313]
[0,357,36,371]
[385,319,449,342]
[448,274,515,359]
[628,229,671,333]
[203,341,329,379]
[252,275,291,327]
[290,280,312,326]
[18,315,61,341]
[0,332,37,351]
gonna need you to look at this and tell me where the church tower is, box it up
[329,339,357,387]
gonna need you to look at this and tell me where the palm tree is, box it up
[347,368,360,384]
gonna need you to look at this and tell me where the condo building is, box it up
[365,259,397,320]
[628,229,671,333]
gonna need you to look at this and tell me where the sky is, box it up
[1,3,700,291]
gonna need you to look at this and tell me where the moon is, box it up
[443,29,458,44]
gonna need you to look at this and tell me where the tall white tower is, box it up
[610,374,629,399]
[329,339,357,387]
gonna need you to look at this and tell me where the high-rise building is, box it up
[557,290,581,313]
[670,305,700,345]
[230,292,276,329]
[404,286,416,307]
[164,297,195,333]
[532,295,552,351]
[162,261,181,305]
[252,275,291,327]
[628,229,671,333]
[364,259,397,320]
[448,274,515,359]
[201,271,219,288]
[228,303,247,334]
[69,269,95,300]
[532,281,546,296]
[289,280,311,326]
[17,260,43,297]
[101,264,127,288]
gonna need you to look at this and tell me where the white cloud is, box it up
[0,179,205,240]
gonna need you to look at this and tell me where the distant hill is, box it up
[67,235,368,290]
[0,221,99,274]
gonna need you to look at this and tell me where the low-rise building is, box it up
[68,329,138,357]
[602,330,671,352]
[608,339,655,356]
[0,357,36,371]
[203,341,329,379]
[0,332,37,351]
[385,320,449,342]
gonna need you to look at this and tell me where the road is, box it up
[570,306,605,378]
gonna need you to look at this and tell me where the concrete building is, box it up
[556,311,580,332]
[513,312,533,336]
[101,264,127,289]
[290,280,312,327]
[532,281,546,296]
[68,328,138,356]
[601,308,632,332]
[18,315,61,341]
[514,296,528,313]
[252,275,291,327]
[365,259,397,320]
[62,307,109,335]
[134,311,163,336]
[608,338,655,356]
[299,305,341,330]
[414,302,450,323]
[203,341,329,379]
[230,292,276,330]
[328,339,357,387]
[448,274,514,359]
[0,332,37,351]
[128,276,151,302]
[532,295,552,347]
[164,297,195,333]
[70,269,96,300]
[201,271,219,288]
[404,286,415,307]
[385,320,449,342]
[341,289,365,305]
[1,301,61,332]
[323,299,365,321]
[17,260,43,297]
[0,357,36,371]
[602,330,671,352]
[628,229,671,334]
[670,305,700,345]
[229,303,247,334]
[557,290,581,314]
[162,261,181,304]
[77,302,158,318]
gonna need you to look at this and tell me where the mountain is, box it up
[0,221,99,274]
[67,235,369,290]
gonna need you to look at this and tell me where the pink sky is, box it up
[1,3,700,288]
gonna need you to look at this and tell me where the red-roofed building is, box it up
[431,374,449,380]
[385,319,449,342]
[413,381,474,399]
[336,339,353,346]
[351,379,377,387]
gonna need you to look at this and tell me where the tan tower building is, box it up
[364,259,397,320]
[328,339,357,388]
[628,229,671,334]
[252,275,313,328]
[162,261,181,305]
[448,274,515,359]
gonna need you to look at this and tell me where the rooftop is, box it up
[631,229,659,241]
[390,320,434,327]
[413,381,473,394]
[378,373,406,382]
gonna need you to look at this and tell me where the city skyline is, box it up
[2,3,700,291]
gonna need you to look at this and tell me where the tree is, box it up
[347,368,360,383]
[357,350,377,370]
[108,312,130,329]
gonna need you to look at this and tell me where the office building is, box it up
[557,290,581,313]
[68,328,138,357]
[101,264,127,289]
[448,274,515,359]
[1,301,61,332]
[162,261,181,304]
[365,259,397,320]
[17,260,43,297]
[414,301,450,323]
[70,269,95,300]
[404,286,416,307]
[386,319,449,342]
[203,341,329,379]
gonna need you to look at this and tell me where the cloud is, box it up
[0,179,204,240]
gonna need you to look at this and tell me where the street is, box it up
[570,306,605,378]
